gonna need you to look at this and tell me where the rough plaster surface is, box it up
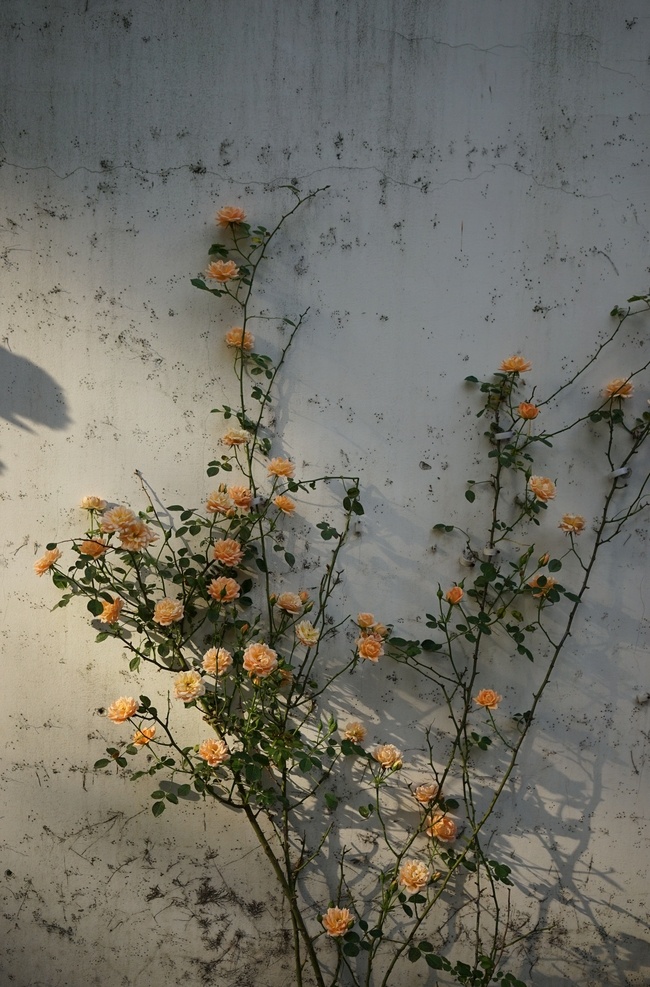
[1,2,649,984]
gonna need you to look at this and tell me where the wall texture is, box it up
[1,2,649,985]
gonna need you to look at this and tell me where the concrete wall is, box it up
[1,2,649,984]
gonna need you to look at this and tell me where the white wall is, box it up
[2,2,649,984]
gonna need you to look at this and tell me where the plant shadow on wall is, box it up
[34,189,650,987]
[0,345,70,473]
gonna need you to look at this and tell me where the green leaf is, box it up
[151,791,165,799]
[284,552,295,567]
[129,655,141,672]
[342,943,360,957]
[255,558,268,573]
[408,947,421,963]
[324,793,339,810]
[95,632,108,643]
[151,801,166,817]
[548,558,562,572]
[464,489,476,503]
[94,759,110,769]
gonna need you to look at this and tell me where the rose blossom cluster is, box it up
[100,505,159,553]
[355,612,389,662]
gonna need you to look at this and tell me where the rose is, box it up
[603,377,634,399]
[426,811,458,842]
[100,505,137,533]
[216,206,246,226]
[357,635,384,662]
[174,670,205,702]
[473,688,502,709]
[153,598,184,626]
[499,355,532,373]
[517,402,539,419]
[212,538,244,567]
[267,457,295,477]
[373,744,403,769]
[242,642,278,679]
[225,326,254,351]
[227,485,253,509]
[202,647,233,677]
[206,490,235,515]
[445,586,463,605]
[357,612,376,628]
[205,260,240,282]
[276,592,302,614]
[132,726,156,747]
[79,539,107,558]
[100,597,124,625]
[559,513,586,534]
[106,697,138,723]
[398,860,430,895]
[342,721,366,743]
[321,907,354,937]
[207,577,240,603]
[222,428,252,447]
[273,494,296,514]
[198,738,230,766]
[413,782,440,804]
[528,475,556,501]
[295,621,319,646]
[80,496,107,511]
[528,575,557,598]
[33,548,62,576]
[118,520,159,553]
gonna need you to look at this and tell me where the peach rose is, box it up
[242,642,278,679]
[118,520,159,552]
[499,355,532,373]
[106,696,138,723]
[559,513,586,535]
[538,552,550,566]
[222,428,252,447]
[321,907,354,937]
[518,402,539,420]
[528,575,557,598]
[202,647,233,676]
[528,476,556,502]
[206,490,235,515]
[100,596,124,625]
[445,586,463,605]
[79,538,108,558]
[227,485,253,509]
[398,860,430,895]
[174,670,206,702]
[198,737,230,766]
[225,326,254,351]
[373,744,403,769]
[100,505,137,533]
[276,592,302,614]
[357,612,376,628]
[33,547,62,576]
[373,622,389,638]
[473,688,502,710]
[295,621,319,646]
[273,494,296,514]
[132,726,156,747]
[267,457,295,478]
[357,635,384,662]
[80,496,107,511]
[216,205,246,226]
[426,811,458,843]
[207,576,241,603]
[153,598,184,626]
[206,259,240,282]
[413,782,440,805]
[604,378,634,399]
[342,721,366,743]
[212,538,244,567]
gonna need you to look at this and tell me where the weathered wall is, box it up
[1,2,649,985]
